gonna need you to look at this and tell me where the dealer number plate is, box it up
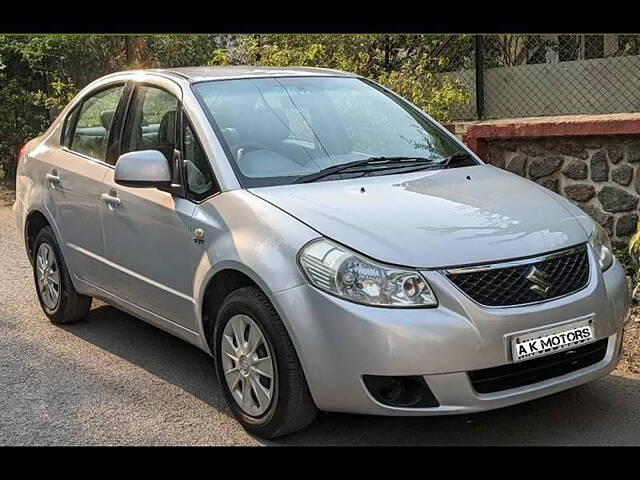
[511,317,595,363]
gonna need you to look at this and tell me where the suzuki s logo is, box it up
[526,266,552,297]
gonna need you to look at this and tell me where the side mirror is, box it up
[114,150,172,189]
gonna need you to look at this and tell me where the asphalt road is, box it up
[1,204,640,446]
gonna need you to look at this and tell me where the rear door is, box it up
[99,79,211,332]
[44,82,129,287]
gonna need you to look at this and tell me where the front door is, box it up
[99,83,203,331]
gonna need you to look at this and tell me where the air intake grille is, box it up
[468,338,608,394]
[445,246,590,307]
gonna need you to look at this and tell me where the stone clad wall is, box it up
[485,135,640,248]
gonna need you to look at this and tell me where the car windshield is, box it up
[193,76,472,187]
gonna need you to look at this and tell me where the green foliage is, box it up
[0,62,49,179]
[627,219,640,284]
[614,245,637,280]
[143,35,228,68]
[377,65,470,121]
[629,223,640,261]
[207,48,230,66]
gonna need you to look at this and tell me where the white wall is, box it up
[441,55,640,120]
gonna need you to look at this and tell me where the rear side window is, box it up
[121,85,179,163]
[182,119,219,201]
[67,85,124,162]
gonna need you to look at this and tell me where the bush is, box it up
[614,245,637,280]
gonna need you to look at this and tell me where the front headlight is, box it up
[588,223,614,271]
[298,238,437,307]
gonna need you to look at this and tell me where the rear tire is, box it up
[213,286,317,439]
[32,226,92,324]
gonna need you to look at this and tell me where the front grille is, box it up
[468,338,608,394]
[445,246,590,307]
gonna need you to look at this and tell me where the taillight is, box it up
[16,144,28,170]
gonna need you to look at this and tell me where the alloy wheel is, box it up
[221,314,275,416]
[36,242,60,310]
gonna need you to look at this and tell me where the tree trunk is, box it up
[124,36,132,66]
[384,35,390,71]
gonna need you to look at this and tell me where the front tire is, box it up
[32,226,92,324]
[213,286,317,438]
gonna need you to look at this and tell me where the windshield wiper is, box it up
[440,151,475,168]
[293,152,476,184]
[293,156,432,184]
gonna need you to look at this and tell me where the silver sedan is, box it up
[13,66,630,438]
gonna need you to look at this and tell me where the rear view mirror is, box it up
[114,150,171,189]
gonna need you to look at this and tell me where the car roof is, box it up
[143,65,357,82]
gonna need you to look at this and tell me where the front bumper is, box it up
[273,250,630,415]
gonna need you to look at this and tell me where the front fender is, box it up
[191,190,320,350]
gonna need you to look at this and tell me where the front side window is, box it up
[67,85,124,162]
[183,119,219,200]
[121,85,179,163]
[193,77,469,187]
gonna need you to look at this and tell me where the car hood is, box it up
[249,165,590,268]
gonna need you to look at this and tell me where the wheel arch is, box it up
[200,267,262,354]
[198,263,303,360]
[23,206,84,296]
[24,209,54,264]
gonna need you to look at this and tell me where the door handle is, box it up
[101,192,121,210]
[46,172,61,187]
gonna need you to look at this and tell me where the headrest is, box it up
[100,110,115,131]
[158,110,176,145]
